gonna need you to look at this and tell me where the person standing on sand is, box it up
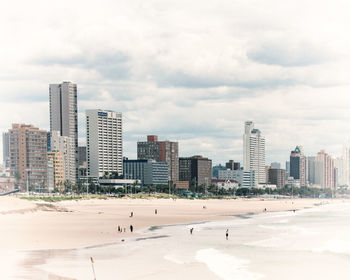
[226,229,229,240]
[155,209,157,214]
[130,212,133,217]
[118,225,121,232]
[130,225,133,233]
[190,228,193,234]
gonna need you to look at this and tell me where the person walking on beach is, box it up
[190,228,193,235]
[226,229,229,240]
[118,225,121,232]
[130,211,133,217]
[155,209,157,214]
[130,225,133,233]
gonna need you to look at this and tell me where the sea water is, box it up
[16,201,350,279]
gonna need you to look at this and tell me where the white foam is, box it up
[195,248,264,280]
[313,239,350,255]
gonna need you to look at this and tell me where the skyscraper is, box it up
[290,146,307,186]
[243,121,266,185]
[342,141,350,186]
[2,132,9,168]
[49,82,78,182]
[137,135,179,181]
[316,150,335,189]
[86,109,123,178]
[8,124,47,190]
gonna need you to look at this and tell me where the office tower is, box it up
[123,159,168,185]
[50,131,76,184]
[225,160,240,170]
[8,124,47,190]
[316,150,335,189]
[286,161,290,173]
[342,141,350,186]
[290,146,308,186]
[47,151,64,191]
[334,157,344,187]
[137,135,179,181]
[243,121,266,185]
[268,168,286,188]
[49,81,78,181]
[179,155,212,186]
[86,109,123,178]
[2,132,9,168]
[307,156,323,187]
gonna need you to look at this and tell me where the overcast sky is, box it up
[1,0,350,166]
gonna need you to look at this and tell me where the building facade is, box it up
[123,159,168,185]
[86,109,123,178]
[49,82,78,182]
[290,146,308,186]
[8,124,48,190]
[316,150,335,189]
[137,135,179,182]
[243,121,266,185]
[47,151,64,191]
[2,132,9,168]
[179,155,212,187]
[50,131,76,184]
[218,169,255,188]
[268,168,286,188]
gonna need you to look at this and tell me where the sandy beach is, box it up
[0,196,331,251]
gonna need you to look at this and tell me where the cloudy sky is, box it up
[1,0,350,166]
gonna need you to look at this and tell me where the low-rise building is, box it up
[218,169,255,188]
[123,159,168,185]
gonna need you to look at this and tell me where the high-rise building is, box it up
[86,109,123,178]
[243,121,266,185]
[2,132,9,168]
[137,135,179,181]
[8,124,47,190]
[49,82,78,182]
[47,151,64,191]
[316,150,335,189]
[307,156,323,187]
[342,141,350,186]
[290,146,308,186]
[286,161,290,173]
[268,168,286,188]
[50,131,76,184]
[334,157,344,187]
[179,155,212,186]
[225,160,240,170]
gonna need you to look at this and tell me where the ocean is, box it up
[9,201,350,279]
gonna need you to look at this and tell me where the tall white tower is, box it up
[49,82,78,183]
[243,121,266,185]
[86,109,123,178]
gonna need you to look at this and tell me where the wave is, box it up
[313,239,350,255]
[195,248,263,280]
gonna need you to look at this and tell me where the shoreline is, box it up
[0,196,337,252]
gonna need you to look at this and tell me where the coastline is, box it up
[0,196,335,252]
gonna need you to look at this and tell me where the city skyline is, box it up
[2,1,350,165]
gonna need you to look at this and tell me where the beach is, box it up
[0,196,329,251]
[1,196,348,280]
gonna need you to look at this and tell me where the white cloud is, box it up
[1,0,350,166]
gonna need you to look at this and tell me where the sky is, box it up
[1,0,350,166]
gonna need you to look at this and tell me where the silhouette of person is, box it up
[226,229,229,240]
